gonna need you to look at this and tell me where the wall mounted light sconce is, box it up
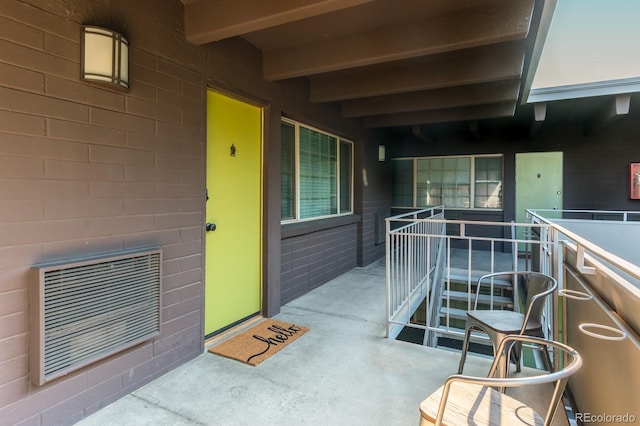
[378,145,386,162]
[81,25,129,90]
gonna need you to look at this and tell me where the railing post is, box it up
[385,218,391,338]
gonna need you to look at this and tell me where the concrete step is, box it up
[434,325,492,346]
[446,268,513,290]
[442,290,513,308]
[438,307,468,321]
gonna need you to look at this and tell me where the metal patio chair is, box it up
[457,271,557,375]
[419,335,582,426]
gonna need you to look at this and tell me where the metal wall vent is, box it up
[375,210,389,245]
[30,248,162,385]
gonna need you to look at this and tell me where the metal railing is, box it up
[386,207,640,418]
[385,207,445,340]
[527,208,640,222]
[526,209,640,419]
[385,208,555,344]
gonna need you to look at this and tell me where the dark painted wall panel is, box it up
[356,129,393,266]
[0,0,206,423]
[391,118,640,223]
[280,223,358,304]
[0,0,384,423]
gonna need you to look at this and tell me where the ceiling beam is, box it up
[184,0,374,45]
[341,80,521,117]
[363,102,517,128]
[263,0,534,80]
[310,42,525,103]
[583,94,631,136]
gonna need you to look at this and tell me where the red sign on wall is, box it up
[631,163,640,200]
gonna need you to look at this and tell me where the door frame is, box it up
[515,151,563,221]
[204,86,270,337]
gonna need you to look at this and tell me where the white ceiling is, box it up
[527,0,640,105]
[532,0,640,89]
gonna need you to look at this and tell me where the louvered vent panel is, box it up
[30,249,162,385]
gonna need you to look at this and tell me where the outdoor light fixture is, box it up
[378,145,386,162]
[81,26,129,90]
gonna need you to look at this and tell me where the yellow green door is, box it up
[205,90,262,336]
[515,152,563,247]
[515,152,563,222]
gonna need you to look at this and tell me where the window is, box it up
[417,157,470,208]
[281,122,296,220]
[474,156,503,208]
[392,155,503,209]
[281,119,353,222]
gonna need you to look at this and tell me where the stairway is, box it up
[436,268,515,350]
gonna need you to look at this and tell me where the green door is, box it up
[515,151,563,226]
[205,90,262,336]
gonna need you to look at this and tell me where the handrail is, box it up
[386,207,446,339]
[386,212,552,343]
[527,210,640,282]
[387,206,445,221]
[528,208,640,222]
[387,208,639,420]
[564,264,640,350]
[425,222,447,346]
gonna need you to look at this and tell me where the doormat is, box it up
[208,319,309,366]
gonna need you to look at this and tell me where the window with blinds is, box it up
[281,122,296,220]
[281,119,353,222]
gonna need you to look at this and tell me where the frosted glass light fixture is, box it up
[378,145,386,161]
[81,26,129,90]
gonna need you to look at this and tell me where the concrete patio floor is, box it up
[78,258,568,426]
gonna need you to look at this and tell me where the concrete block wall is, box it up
[0,0,389,423]
[281,221,358,304]
[0,0,206,424]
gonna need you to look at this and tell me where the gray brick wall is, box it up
[0,0,206,423]
[281,221,358,304]
[0,0,386,423]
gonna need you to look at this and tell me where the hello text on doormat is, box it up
[208,319,309,366]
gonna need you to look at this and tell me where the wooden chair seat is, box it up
[419,336,581,426]
[419,382,543,426]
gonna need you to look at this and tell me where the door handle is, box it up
[205,222,217,232]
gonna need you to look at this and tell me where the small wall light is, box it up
[81,26,129,90]
[378,145,386,162]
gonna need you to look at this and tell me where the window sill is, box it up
[281,214,361,239]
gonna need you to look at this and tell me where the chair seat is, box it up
[467,310,542,334]
[419,382,544,426]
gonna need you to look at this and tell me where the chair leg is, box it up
[457,326,473,374]
[541,344,554,372]
[514,341,522,373]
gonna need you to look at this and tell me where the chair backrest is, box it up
[488,335,581,425]
[475,271,557,329]
[434,335,582,426]
[521,272,557,325]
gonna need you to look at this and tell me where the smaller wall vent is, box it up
[375,209,390,245]
[30,248,162,385]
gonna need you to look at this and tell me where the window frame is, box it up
[281,117,354,223]
[391,154,504,211]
